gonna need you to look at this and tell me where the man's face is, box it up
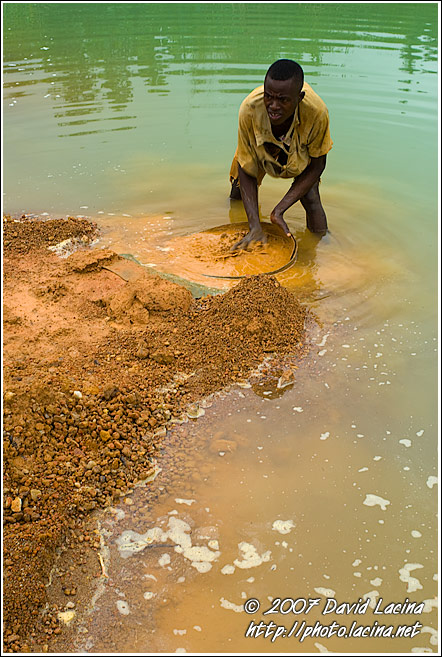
[263,76,304,126]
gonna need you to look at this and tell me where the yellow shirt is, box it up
[234,83,333,179]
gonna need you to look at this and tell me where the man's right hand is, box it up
[231,225,267,251]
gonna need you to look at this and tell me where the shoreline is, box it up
[3,214,313,653]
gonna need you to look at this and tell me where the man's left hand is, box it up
[270,209,291,237]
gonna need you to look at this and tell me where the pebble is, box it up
[11,497,22,513]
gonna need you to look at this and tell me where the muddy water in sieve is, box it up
[4,2,438,653]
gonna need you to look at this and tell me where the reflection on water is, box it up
[4,3,438,654]
[3,2,438,217]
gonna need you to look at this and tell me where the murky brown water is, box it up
[59,176,437,654]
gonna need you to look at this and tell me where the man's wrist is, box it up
[247,215,261,229]
[273,204,287,217]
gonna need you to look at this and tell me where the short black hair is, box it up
[265,59,304,89]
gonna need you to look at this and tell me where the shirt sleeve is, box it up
[235,102,260,179]
[306,108,333,158]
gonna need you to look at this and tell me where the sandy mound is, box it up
[106,272,193,324]
[3,215,312,652]
[3,214,98,254]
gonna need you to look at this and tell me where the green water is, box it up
[3,3,439,654]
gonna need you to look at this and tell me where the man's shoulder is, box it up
[239,85,264,114]
[300,82,329,119]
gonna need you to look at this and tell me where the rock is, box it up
[30,489,42,502]
[7,634,20,643]
[277,369,295,389]
[100,430,111,442]
[136,346,149,360]
[187,404,205,419]
[11,497,22,513]
[151,351,174,365]
[101,386,119,401]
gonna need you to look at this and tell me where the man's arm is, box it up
[270,155,327,234]
[231,163,267,250]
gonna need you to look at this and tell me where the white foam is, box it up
[191,561,212,573]
[411,530,422,538]
[116,600,130,615]
[320,432,330,441]
[272,519,295,535]
[314,587,336,597]
[399,563,424,593]
[416,429,425,437]
[362,591,380,609]
[317,333,330,347]
[363,494,390,511]
[370,578,383,587]
[399,439,412,447]
[220,597,243,613]
[184,545,220,563]
[422,597,438,613]
[143,591,156,600]
[159,553,171,567]
[221,564,235,575]
[411,648,433,653]
[234,542,271,569]
[420,626,438,646]
[426,476,438,489]
[175,498,196,506]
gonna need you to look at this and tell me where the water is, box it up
[3,3,439,654]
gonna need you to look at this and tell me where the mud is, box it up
[164,222,294,283]
[2,214,312,652]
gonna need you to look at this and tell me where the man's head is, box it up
[264,59,305,127]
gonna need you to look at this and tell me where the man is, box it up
[229,59,332,250]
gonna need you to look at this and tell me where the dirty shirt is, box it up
[232,83,333,180]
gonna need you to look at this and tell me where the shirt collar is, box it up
[255,102,300,148]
